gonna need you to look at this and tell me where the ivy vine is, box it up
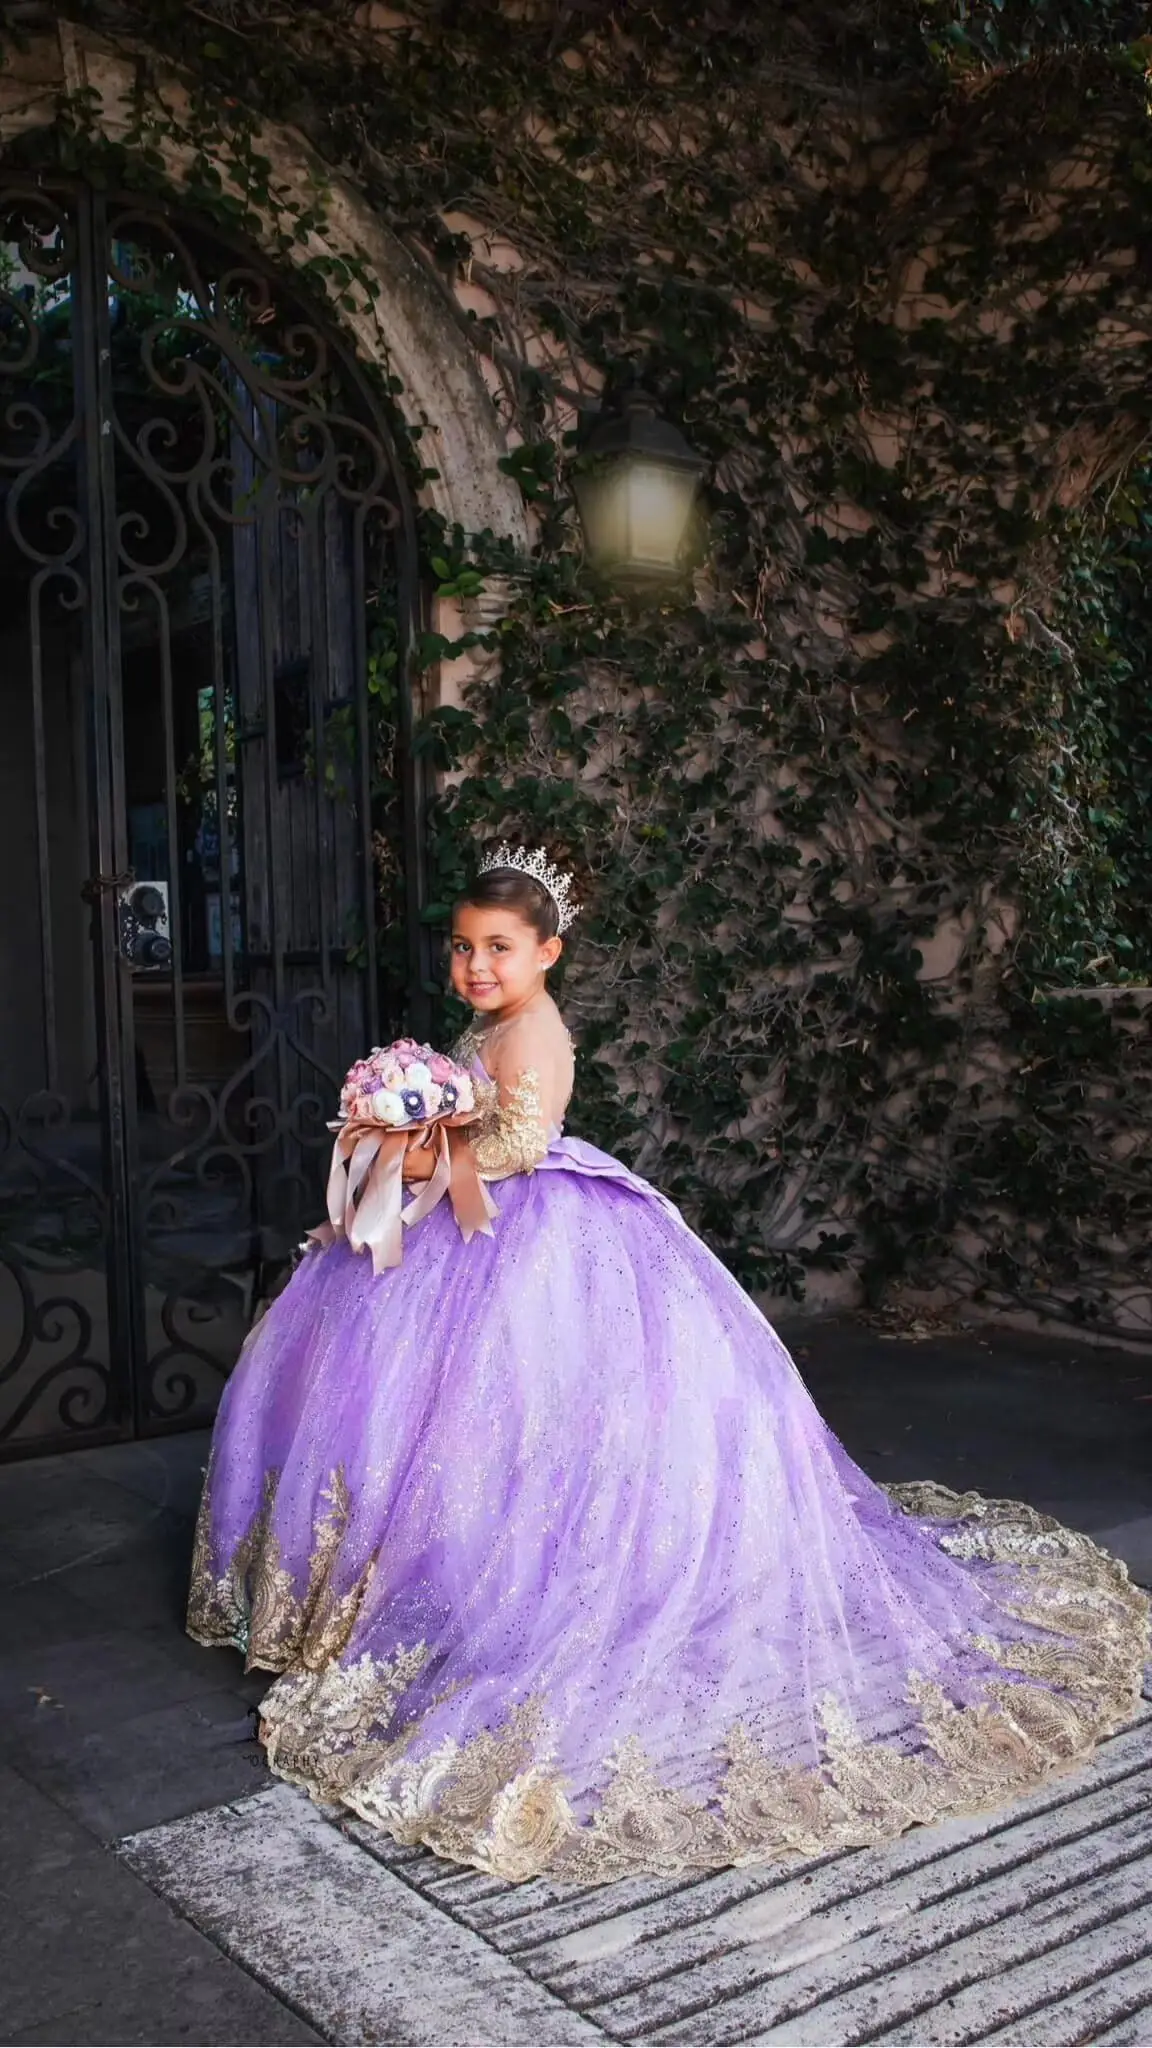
[9,0,1152,1334]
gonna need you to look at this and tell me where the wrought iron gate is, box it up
[0,175,418,1458]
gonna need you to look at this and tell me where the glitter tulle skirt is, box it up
[188,1139,1150,1881]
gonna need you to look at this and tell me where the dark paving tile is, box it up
[0,1457,96,1530]
[0,1465,168,1591]
[147,1621,273,1708]
[791,1320,1152,1506]
[3,1973,321,2047]
[0,1578,118,1656]
[7,1687,270,1841]
[55,1515,198,1633]
[74,1433,213,1524]
[0,1766,318,2044]
[0,1627,249,1747]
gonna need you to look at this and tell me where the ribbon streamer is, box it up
[308,1113,498,1274]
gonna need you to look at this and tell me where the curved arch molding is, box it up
[0,20,529,554]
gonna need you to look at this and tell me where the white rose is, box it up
[404,1061,433,1090]
[370,1088,408,1126]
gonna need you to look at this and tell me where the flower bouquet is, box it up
[309,1038,497,1274]
[338,1039,477,1127]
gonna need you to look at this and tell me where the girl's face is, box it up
[450,902,561,1015]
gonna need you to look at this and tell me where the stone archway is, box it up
[0,19,529,554]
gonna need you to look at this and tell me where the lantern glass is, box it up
[572,398,706,583]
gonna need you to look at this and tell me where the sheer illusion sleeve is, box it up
[469,1010,575,1181]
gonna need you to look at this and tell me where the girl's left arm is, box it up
[469,1013,573,1181]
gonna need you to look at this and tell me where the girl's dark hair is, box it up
[458,864,560,941]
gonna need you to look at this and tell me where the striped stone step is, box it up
[751,1876,1152,2046]
[374,1708,1152,2046]
[384,1709,1152,1962]
[354,1711,1152,1964]
[121,1705,1152,2048]
[908,1934,1152,2045]
[534,1763,1152,2011]
[121,1790,604,2047]
[627,1814,1152,2041]
[1093,1995,1152,2045]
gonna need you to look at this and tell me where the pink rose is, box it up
[427,1053,454,1083]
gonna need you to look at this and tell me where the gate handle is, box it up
[81,869,135,905]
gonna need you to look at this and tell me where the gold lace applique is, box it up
[245,1476,300,1664]
[260,1643,431,1801]
[191,1470,1150,1882]
[719,1721,863,1861]
[186,1454,231,1642]
[349,1701,577,1875]
[186,1464,294,1660]
[298,1470,380,1671]
[186,1463,376,1671]
[469,1067,549,1180]
[562,1735,729,1880]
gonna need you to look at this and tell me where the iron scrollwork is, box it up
[0,173,414,1456]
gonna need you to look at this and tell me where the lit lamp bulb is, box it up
[572,392,707,585]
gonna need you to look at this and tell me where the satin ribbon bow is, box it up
[308,1113,498,1274]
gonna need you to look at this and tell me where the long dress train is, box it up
[188,1007,1150,1882]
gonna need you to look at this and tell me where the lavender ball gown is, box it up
[188,1011,1149,1882]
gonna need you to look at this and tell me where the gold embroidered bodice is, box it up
[452,999,575,1182]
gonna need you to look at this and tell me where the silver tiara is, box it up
[477,842,579,934]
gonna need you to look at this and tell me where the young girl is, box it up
[189,845,1149,1883]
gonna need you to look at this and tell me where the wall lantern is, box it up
[571,389,707,586]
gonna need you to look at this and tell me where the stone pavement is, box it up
[1,1319,1150,2047]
